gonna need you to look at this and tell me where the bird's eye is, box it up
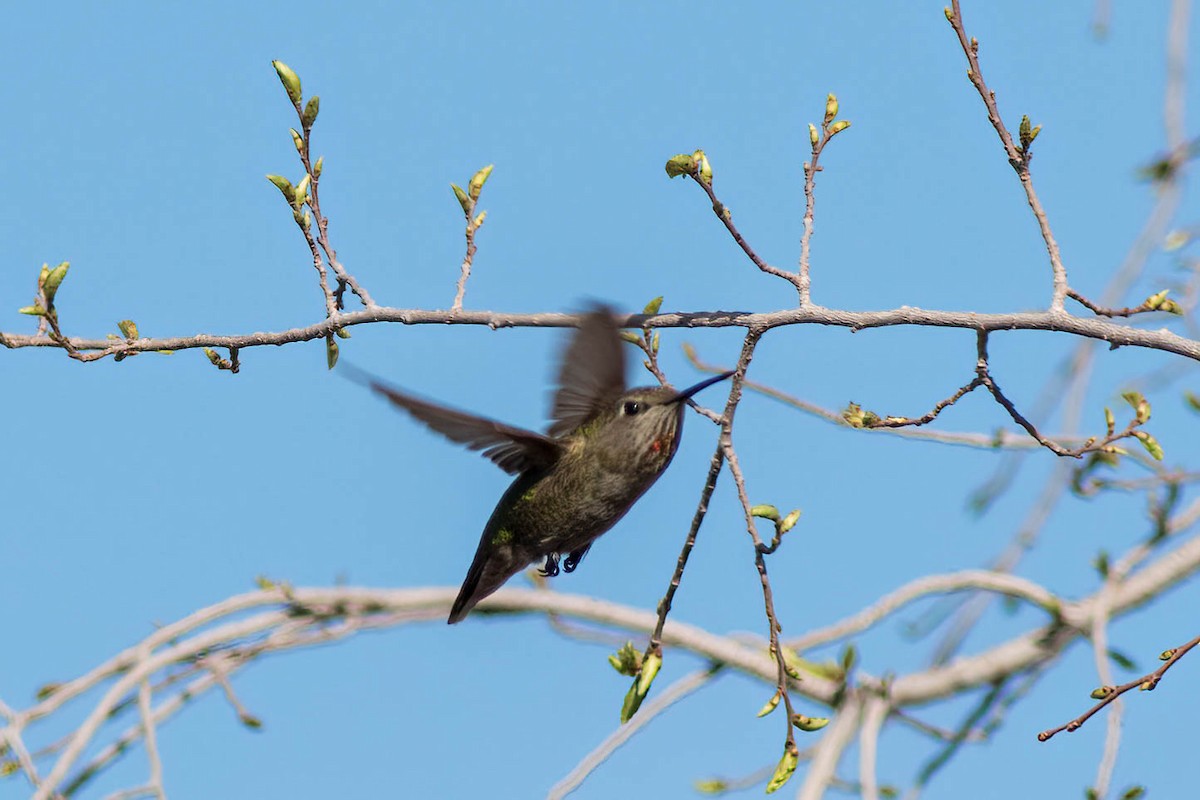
[622,401,642,416]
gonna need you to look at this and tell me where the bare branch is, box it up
[798,96,852,306]
[945,1,1070,310]
[646,329,762,661]
[1038,634,1200,742]
[683,165,802,294]
[786,570,1068,653]
[547,666,720,799]
[4,306,1200,363]
[858,695,889,800]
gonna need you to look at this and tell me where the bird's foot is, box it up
[563,545,591,573]
[538,553,561,578]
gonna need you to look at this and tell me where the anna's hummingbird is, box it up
[357,306,733,624]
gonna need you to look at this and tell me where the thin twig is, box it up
[859,376,984,429]
[798,101,851,305]
[207,658,259,728]
[1067,288,1179,318]
[912,679,1007,794]
[635,329,723,424]
[646,329,762,658]
[684,343,1083,451]
[646,442,724,657]
[546,666,721,799]
[685,166,803,293]
[288,92,375,311]
[451,191,484,311]
[698,326,807,761]
[721,384,805,753]
[889,708,987,744]
[912,681,1008,796]
[974,330,1152,459]
[946,1,1070,311]
[1037,634,1200,741]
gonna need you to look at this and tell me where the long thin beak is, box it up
[670,370,736,404]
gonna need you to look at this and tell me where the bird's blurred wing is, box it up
[356,372,561,475]
[548,305,627,437]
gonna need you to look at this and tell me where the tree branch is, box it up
[4,306,1199,362]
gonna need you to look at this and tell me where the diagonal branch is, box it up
[1037,633,1200,742]
[547,666,721,799]
[946,1,1070,311]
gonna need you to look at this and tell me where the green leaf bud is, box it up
[765,745,799,794]
[664,153,696,178]
[1144,289,1169,310]
[451,183,472,215]
[756,691,781,718]
[326,336,339,370]
[694,779,729,794]
[824,93,839,124]
[294,174,311,207]
[751,504,781,522]
[636,651,662,697]
[692,149,712,185]
[468,164,494,200]
[271,60,302,104]
[42,262,70,304]
[302,95,320,128]
[266,174,295,204]
[1133,431,1163,460]
[792,714,830,732]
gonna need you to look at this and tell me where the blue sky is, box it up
[3,2,1199,798]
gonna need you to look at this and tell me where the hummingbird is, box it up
[355,306,733,624]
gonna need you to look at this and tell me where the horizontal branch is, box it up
[8,521,1199,795]
[3,305,1198,362]
[786,570,1069,653]
[890,529,1200,704]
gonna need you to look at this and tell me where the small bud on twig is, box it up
[271,60,303,105]
[824,93,839,125]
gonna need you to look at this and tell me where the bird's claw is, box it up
[539,553,561,577]
[563,545,590,573]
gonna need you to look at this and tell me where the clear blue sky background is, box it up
[3,2,1199,798]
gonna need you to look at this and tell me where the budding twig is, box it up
[1037,633,1200,741]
